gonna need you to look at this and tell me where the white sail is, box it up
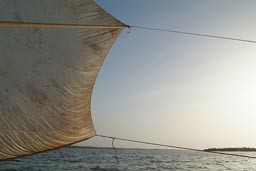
[0,0,125,160]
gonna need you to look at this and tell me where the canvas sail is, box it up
[0,0,125,160]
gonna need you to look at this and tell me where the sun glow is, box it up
[200,50,256,145]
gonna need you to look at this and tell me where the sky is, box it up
[77,0,256,149]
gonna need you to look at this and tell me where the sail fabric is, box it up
[0,0,124,160]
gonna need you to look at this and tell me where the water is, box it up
[1,147,256,171]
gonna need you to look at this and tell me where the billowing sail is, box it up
[0,0,125,160]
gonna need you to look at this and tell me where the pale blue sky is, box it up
[77,0,256,149]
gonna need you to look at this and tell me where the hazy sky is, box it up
[77,0,256,149]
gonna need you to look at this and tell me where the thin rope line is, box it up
[133,25,256,44]
[2,21,255,44]
[0,21,128,29]
[112,138,120,163]
[96,134,256,159]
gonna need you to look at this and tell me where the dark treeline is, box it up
[204,147,256,152]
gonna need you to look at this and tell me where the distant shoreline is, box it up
[204,147,256,152]
[68,146,120,149]
[67,146,256,152]
[67,146,167,150]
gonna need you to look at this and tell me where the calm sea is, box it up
[1,147,256,171]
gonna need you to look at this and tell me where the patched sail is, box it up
[0,0,125,160]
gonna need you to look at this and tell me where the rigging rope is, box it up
[1,21,256,44]
[0,21,128,29]
[96,134,256,159]
[133,25,256,44]
[112,137,120,163]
